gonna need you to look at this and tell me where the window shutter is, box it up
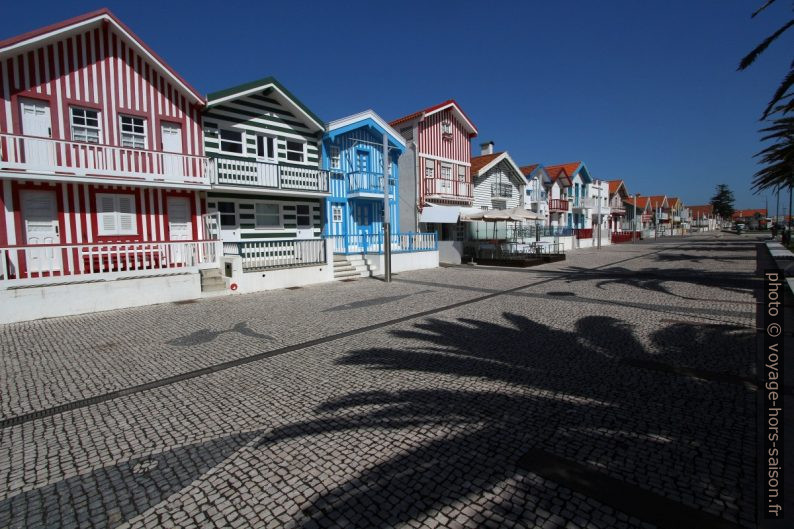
[118,195,135,234]
[98,195,117,234]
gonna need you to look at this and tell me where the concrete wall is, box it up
[222,239,334,294]
[438,241,464,264]
[366,251,439,275]
[0,273,202,324]
[398,146,418,232]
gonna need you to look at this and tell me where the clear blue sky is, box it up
[2,0,790,210]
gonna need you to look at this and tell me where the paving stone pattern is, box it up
[0,234,761,528]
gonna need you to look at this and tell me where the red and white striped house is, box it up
[0,9,219,321]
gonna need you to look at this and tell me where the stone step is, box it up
[334,269,361,279]
[201,282,226,293]
[200,268,223,279]
[201,277,225,287]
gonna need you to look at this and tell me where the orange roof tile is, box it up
[688,205,714,217]
[545,162,582,179]
[732,208,767,219]
[519,164,540,177]
[608,180,624,194]
[470,153,503,174]
[647,195,667,209]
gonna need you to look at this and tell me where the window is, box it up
[296,204,312,228]
[119,115,146,149]
[71,107,101,143]
[329,145,340,169]
[220,129,243,154]
[255,203,280,228]
[332,205,343,223]
[441,120,452,136]
[286,140,305,162]
[97,193,136,235]
[218,202,236,227]
[492,199,507,210]
[256,135,276,161]
[441,164,452,180]
[424,159,435,179]
[457,166,466,181]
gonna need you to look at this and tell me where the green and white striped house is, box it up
[203,77,331,272]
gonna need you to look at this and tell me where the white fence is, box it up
[213,157,329,192]
[0,133,212,185]
[328,232,438,254]
[0,240,221,288]
[225,238,326,271]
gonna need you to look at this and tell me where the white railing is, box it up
[230,238,326,271]
[0,240,221,288]
[0,133,212,185]
[327,232,438,254]
[212,157,329,193]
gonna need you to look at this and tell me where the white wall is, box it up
[438,241,464,264]
[0,273,203,324]
[366,251,439,275]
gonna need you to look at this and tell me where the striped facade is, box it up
[472,160,523,210]
[323,111,405,243]
[391,101,477,210]
[203,78,327,243]
[0,10,209,257]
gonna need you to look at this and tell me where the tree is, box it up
[738,1,794,193]
[710,184,735,219]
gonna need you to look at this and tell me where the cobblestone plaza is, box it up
[0,234,763,528]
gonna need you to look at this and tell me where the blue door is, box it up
[356,150,371,190]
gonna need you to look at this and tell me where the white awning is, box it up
[420,205,460,223]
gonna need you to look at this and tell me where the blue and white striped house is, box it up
[322,110,407,253]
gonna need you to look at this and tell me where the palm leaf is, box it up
[738,18,794,70]
[762,69,794,118]
[752,0,778,18]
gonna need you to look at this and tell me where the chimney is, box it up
[480,141,494,155]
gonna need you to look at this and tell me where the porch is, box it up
[0,239,221,288]
[212,157,330,194]
[0,133,212,187]
[347,171,396,197]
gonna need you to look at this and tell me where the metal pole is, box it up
[776,188,780,225]
[789,183,793,228]
[632,194,637,243]
[596,181,602,249]
[382,132,391,282]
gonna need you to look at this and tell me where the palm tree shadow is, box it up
[254,313,755,528]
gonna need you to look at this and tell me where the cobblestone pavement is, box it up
[0,233,762,528]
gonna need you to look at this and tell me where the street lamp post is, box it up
[382,131,391,282]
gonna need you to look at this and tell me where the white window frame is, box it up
[219,128,245,155]
[119,115,147,149]
[254,202,282,229]
[424,159,435,179]
[70,107,101,144]
[96,193,137,236]
[295,204,312,228]
[329,145,341,169]
[440,164,452,180]
[332,205,343,223]
[256,134,277,162]
[457,166,466,182]
[441,120,452,136]
[285,139,306,163]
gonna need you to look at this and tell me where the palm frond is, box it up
[738,18,794,70]
[751,114,794,192]
[762,68,794,118]
[752,0,778,18]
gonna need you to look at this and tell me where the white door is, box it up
[167,196,191,265]
[161,123,183,178]
[19,98,54,167]
[216,201,238,241]
[21,190,61,273]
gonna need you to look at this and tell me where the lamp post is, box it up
[596,181,602,249]
[382,131,391,282]
[632,193,639,243]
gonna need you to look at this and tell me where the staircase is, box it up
[333,254,373,280]
[200,268,226,292]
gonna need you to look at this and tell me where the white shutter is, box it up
[98,194,117,235]
[117,195,136,234]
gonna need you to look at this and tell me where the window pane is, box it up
[220,129,242,142]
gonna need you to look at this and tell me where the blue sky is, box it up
[2,0,790,210]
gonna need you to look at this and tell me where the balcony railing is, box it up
[347,171,396,195]
[611,206,626,215]
[212,157,329,193]
[506,226,574,238]
[327,232,437,255]
[574,228,593,239]
[491,182,512,198]
[572,197,597,210]
[0,240,221,288]
[548,199,569,212]
[0,133,212,185]
[425,177,472,200]
[657,212,669,220]
[224,238,326,271]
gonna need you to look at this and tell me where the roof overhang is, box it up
[207,77,324,132]
[0,9,205,105]
[326,110,406,150]
[424,101,478,135]
[476,152,525,187]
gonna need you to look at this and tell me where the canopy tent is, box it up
[460,207,543,222]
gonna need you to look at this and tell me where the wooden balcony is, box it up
[425,177,473,201]
[212,157,329,194]
[0,133,212,187]
[548,198,569,212]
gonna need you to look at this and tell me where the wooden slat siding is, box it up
[0,23,203,159]
[324,125,400,237]
[472,161,521,210]
[206,192,323,240]
[1,180,202,248]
